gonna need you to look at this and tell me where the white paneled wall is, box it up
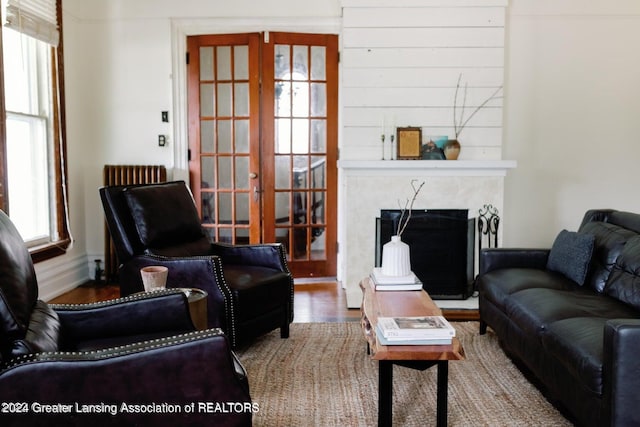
[339,0,510,307]
[341,0,507,160]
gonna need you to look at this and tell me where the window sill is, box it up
[30,238,71,263]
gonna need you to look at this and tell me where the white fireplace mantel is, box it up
[338,160,517,177]
[338,159,517,308]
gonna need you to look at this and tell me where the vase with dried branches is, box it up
[381,180,425,277]
[444,74,503,160]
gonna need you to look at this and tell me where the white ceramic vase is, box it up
[381,235,411,276]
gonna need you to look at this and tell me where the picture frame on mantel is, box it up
[396,127,422,160]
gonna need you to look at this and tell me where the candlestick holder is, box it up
[389,134,395,160]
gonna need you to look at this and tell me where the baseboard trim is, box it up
[35,254,89,301]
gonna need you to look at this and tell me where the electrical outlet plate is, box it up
[158,135,166,146]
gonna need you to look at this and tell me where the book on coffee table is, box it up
[377,315,456,339]
[370,267,417,284]
[370,268,423,291]
[373,283,423,291]
[375,325,452,345]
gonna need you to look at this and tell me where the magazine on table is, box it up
[375,325,452,345]
[377,315,456,339]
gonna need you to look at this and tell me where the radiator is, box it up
[103,165,167,283]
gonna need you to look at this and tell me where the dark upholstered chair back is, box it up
[100,181,210,264]
[0,210,39,345]
[100,183,147,263]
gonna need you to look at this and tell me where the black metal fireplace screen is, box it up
[375,209,475,299]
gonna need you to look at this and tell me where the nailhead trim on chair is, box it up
[209,256,237,348]
[2,329,226,370]
[50,288,186,310]
[275,243,295,323]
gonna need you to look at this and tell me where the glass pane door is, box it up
[188,32,338,278]
[188,34,261,244]
[262,33,338,277]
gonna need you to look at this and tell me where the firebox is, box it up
[375,209,475,299]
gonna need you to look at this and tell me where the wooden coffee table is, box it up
[360,277,465,427]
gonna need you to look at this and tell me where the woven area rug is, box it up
[235,322,572,427]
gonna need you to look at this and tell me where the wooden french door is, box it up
[187,32,338,277]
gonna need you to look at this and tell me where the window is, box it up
[0,0,69,262]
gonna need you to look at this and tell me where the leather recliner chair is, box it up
[100,180,294,348]
[0,209,252,426]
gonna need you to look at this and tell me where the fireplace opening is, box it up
[375,209,475,299]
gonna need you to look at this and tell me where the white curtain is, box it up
[4,0,58,46]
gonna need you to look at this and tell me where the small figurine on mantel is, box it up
[421,139,445,160]
[371,180,425,291]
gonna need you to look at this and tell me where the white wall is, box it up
[43,0,640,299]
[502,0,640,246]
[49,5,178,299]
[341,0,506,161]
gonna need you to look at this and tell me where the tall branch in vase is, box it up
[453,73,503,140]
[395,180,426,237]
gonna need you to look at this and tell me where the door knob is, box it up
[249,172,258,179]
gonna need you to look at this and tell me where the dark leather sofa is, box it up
[477,209,640,427]
[0,209,252,426]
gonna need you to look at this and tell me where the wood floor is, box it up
[49,281,478,322]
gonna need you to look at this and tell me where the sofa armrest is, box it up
[479,248,550,275]
[52,289,194,343]
[0,329,252,426]
[211,242,290,272]
[603,319,640,427]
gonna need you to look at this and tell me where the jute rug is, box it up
[235,322,572,427]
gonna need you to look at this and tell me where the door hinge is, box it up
[186,52,190,65]
[336,241,339,254]
[337,51,340,63]
[187,149,191,161]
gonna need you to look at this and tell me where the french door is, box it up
[187,32,338,277]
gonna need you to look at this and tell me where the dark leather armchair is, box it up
[0,209,251,427]
[100,180,294,347]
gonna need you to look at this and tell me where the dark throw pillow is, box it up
[546,229,595,286]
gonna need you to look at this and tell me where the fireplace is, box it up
[375,209,475,299]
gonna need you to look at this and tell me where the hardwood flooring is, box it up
[49,281,478,322]
[49,283,120,305]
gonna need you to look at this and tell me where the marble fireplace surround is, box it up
[338,160,517,308]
